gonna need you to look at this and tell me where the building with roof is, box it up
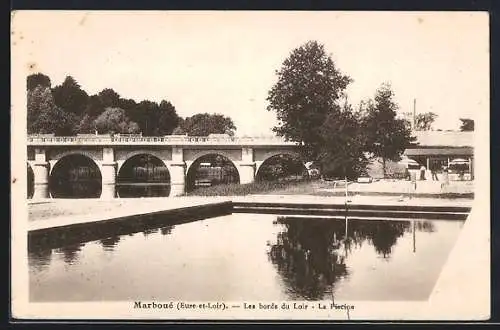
[404,131,474,179]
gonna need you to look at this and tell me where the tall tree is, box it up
[362,83,415,176]
[414,112,438,131]
[27,85,78,135]
[266,40,352,160]
[154,100,181,135]
[131,100,159,136]
[318,107,369,179]
[118,98,138,113]
[180,113,236,136]
[83,95,105,117]
[51,76,89,116]
[459,118,474,131]
[93,107,140,134]
[98,88,121,108]
[27,73,51,91]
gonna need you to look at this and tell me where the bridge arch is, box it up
[255,150,302,173]
[185,152,240,192]
[48,150,102,174]
[49,154,102,198]
[255,150,307,182]
[185,150,241,174]
[116,153,171,198]
[116,150,170,173]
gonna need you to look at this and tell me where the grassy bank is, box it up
[185,179,317,196]
[314,190,475,199]
[185,179,474,199]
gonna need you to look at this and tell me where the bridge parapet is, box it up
[27,135,298,147]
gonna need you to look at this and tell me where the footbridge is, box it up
[27,134,299,199]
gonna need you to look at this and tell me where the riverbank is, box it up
[29,194,473,224]
[28,194,472,252]
[185,178,474,198]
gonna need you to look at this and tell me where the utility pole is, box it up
[413,98,417,130]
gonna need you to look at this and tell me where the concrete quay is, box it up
[28,194,473,233]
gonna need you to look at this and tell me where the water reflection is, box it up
[414,221,436,233]
[28,208,194,253]
[160,225,174,236]
[29,214,464,302]
[143,228,159,237]
[268,217,348,300]
[54,243,85,265]
[351,220,410,259]
[99,236,121,252]
[269,217,437,299]
[33,225,177,268]
[28,249,52,272]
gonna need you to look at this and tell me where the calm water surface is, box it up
[29,214,464,301]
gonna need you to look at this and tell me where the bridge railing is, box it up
[27,134,297,146]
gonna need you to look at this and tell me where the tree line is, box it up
[27,73,236,137]
[266,40,473,178]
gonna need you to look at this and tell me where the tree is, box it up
[98,88,121,108]
[459,118,474,131]
[172,125,186,135]
[27,73,51,91]
[82,95,105,117]
[266,40,352,160]
[118,98,138,112]
[154,100,181,135]
[362,83,416,176]
[127,99,180,136]
[93,107,140,134]
[414,112,437,131]
[318,108,369,179]
[51,76,89,116]
[27,85,78,135]
[180,113,236,136]
[76,114,97,134]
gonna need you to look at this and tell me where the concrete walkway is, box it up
[237,194,473,207]
[321,179,474,195]
[28,194,473,232]
[28,197,231,231]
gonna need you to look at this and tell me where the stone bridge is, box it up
[27,134,300,199]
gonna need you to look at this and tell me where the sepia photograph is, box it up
[11,10,490,320]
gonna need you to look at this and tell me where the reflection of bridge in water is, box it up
[27,134,300,199]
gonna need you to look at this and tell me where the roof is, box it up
[412,131,473,147]
[404,147,473,156]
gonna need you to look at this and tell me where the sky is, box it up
[12,11,489,136]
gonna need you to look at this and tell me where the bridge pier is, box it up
[238,162,256,184]
[168,162,186,197]
[101,162,116,199]
[239,147,255,184]
[32,161,50,199]
[32,148,50,199]
[100,147,116,199]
